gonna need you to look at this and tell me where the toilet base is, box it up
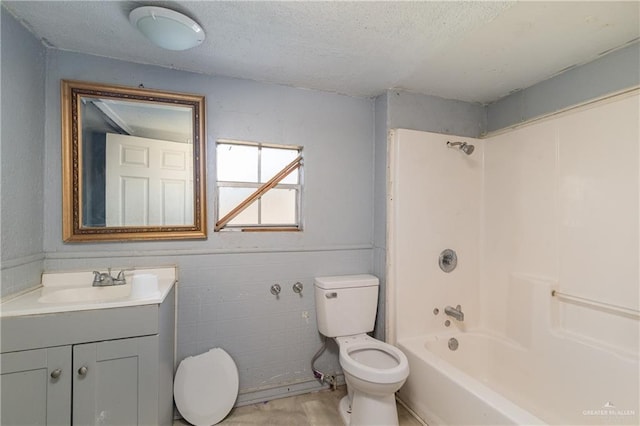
[339,395,351,426]
[338,392,399,426]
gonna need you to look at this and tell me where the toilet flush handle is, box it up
[325,292,337,299]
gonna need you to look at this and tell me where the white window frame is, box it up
[215,139,303,231]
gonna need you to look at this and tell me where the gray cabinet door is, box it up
[73,335,159,426]
[0,346,72,425]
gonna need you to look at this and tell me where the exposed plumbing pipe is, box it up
[311,336,337,390]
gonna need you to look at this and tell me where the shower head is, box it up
[447,141,475,155]
[461,143,474,155]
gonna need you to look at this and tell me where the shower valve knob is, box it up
[293,282,303,293]
[439,249,458,273]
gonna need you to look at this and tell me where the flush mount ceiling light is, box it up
[129,6,205,51]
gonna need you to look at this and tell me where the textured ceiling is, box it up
[4,1,639,103]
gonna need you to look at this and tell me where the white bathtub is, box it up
[397,330,639,425]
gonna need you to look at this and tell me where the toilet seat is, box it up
[336,335,409,384]
[174,348,239,426]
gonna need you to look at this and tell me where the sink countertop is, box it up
[0,267,176,318]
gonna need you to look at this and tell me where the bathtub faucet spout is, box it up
[445,305,464,321]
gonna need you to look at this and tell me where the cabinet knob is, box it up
[50,368,62,379]
[78,366,88,376]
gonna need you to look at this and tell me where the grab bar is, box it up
[551,290,640,320]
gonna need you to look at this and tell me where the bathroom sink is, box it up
[1,267,175,318]
[38,284,132,303]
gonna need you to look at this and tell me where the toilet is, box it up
[314,274,409,426]
[174,348,239,426]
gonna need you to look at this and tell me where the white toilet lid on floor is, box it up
[174,348,239,426]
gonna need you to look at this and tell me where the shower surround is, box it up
[387,91,639,425]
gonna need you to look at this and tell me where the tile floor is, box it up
[174,387,424,426]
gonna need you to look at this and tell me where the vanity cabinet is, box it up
[0,285,175,426]
[0,346,71,425]
[73,335,159,425]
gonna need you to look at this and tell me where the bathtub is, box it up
[397,330,639,425]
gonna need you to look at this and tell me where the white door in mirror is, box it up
[105,133,193,227]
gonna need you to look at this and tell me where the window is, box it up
[215,140,302,231]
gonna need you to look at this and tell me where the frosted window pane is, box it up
[261,188,296,224]
[218,187,259,225]
[217,144,258,182]
[261,147,299,184]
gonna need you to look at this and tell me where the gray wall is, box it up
[43,50,375,255]
[372,93,389,340]
[487,42,640,133]
[387,90,486,139]
[1,8,45,297]
[39,49,375,401]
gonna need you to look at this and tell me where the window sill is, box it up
[243,227,301,232]
[216,227,301,233]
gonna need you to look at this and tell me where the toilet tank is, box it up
[314,274,379,337]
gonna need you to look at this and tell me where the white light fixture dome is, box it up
[129,6,205,51]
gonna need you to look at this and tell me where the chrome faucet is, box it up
[92,268,127,287]
[444,304,464,321]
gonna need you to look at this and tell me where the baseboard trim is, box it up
[236,375,346,407]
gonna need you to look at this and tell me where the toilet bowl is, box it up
[174,348,239,426]
[337,335,409,388]
[336,334,409,425]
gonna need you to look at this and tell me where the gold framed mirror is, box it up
[61,80,207,242]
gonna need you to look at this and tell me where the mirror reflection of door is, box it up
[105,134,193,226]
[80,96,194,227]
